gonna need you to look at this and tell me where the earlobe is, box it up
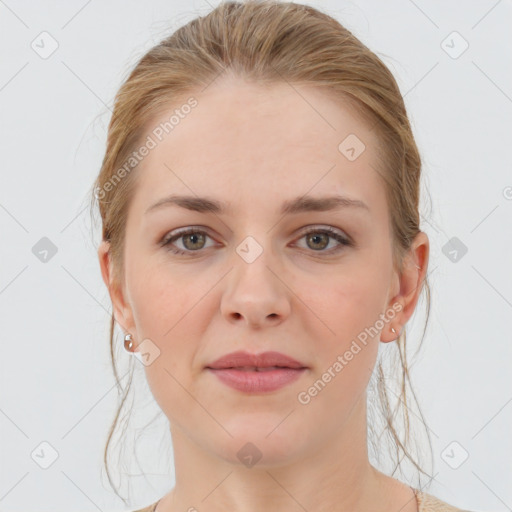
[381,232,429,344]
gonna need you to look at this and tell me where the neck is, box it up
[159,396,412,512]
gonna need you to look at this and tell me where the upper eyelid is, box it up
[162,226,214,243]
[163,224,346,238]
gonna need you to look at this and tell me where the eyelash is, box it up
[161,226,353,256]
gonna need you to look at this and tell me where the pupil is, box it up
[309,233,327,250]
[185,233,204,249]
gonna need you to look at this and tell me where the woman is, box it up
[92,1,474,511]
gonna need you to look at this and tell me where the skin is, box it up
[98,74,429,512]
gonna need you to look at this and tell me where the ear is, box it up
[380,231,430,343]
[97,240,136,336]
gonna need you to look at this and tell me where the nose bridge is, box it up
[220,233,290,326]
[231,233,278,294]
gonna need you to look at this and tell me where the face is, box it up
[99,75,428,468]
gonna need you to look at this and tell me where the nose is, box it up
[220,244,291,329]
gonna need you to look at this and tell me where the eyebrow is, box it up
[145,194,370,216]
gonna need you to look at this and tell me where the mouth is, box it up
[204,350,308,392]
[206,365,305,371]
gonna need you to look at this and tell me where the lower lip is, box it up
[206,367,307,392]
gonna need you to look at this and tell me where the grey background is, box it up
[1,0,511,511]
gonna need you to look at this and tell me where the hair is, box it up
[89,0,434,504]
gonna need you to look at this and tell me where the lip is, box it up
[205,351,308,393]
[205,350,307,370]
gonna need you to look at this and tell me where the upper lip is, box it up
[205,350,307,370]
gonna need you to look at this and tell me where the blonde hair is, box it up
[90,0,433,503]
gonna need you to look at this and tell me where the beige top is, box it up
[132,488,473,512]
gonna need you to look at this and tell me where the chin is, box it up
[208,419,309,469]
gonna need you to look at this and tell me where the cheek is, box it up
[127,270,201,389]
[322,270,387,339]
[128,269,206,425]
[309,270,387,388]
[128,265,196,337]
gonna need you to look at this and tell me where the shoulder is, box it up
[131,503,159,512]
[415,489,477,512]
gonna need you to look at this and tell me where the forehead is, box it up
[131,76,386,217]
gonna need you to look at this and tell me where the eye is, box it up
[161,225,353,256]
[295,226,352,254]
[161,227,215,255]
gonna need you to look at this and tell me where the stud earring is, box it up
[391,326,401,339]
[124,333,134,352]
